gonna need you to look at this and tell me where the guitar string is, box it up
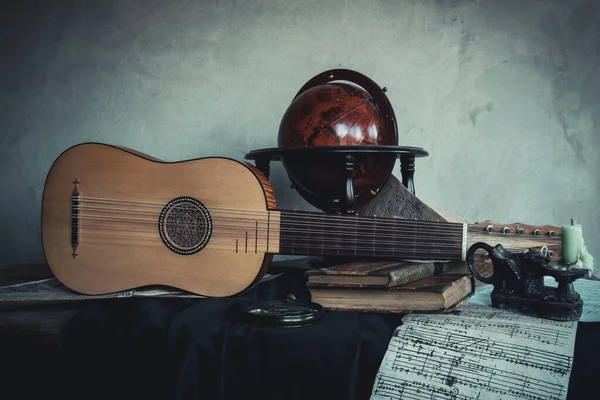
[75,207,497,244]
[78,198,466,232]
[72,230,529,253]
[78,231,559,255]
[75,206,465,234]
[73,231,466,255]
[76,219,466,245]
[74,204,559,239]
[75,213,467,239]
[74,214,559,247]
[77,219,466,251]
[72,197,559,255]
[76,205,542,238]
[80,233,461,254]
[81,212,554,240]
[76,219,559,253]
[78,223,464,246]
[77,238,463,257]
[77,235,465,252]
[76,196,512,233]
[77,219,557,252]
[76,204,460,225]
[77,196,559,234]
[72,210,550,248]
[77,194,559,232]
[75,207,465,247]
[75,217,484,248]
[71,232,536,259]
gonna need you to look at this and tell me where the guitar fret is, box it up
[266,211,270,253]
[255,221,258,254]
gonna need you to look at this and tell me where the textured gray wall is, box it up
[1,0,599,270]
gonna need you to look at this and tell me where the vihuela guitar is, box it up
[42,143,563,297]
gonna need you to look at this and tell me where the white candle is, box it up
[561,224,582,264]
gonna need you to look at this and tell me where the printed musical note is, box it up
[370,303,577,400]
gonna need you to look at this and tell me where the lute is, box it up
[42,143,563,296]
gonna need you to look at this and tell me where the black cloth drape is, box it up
[44,267,599,400]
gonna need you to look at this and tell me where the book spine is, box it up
[439,260,469,274]
[388,262,435,287]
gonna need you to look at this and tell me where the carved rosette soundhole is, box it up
[159,197,212,255]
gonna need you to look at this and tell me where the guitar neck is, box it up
[273,210,562,261]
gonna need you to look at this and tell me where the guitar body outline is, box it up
[41,142,277,297]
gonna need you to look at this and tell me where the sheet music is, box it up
[467,277,600,322]
[370,303,577,400]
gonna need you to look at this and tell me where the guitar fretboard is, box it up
[278,211,465,260]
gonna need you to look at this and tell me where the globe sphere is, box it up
[277,82,397,212]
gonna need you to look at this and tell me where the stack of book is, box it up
[306,260,474,313]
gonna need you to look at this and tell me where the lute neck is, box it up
[273,210,562,261]
[277,210,465,260]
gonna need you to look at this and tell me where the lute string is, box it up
[77,219,466,250]
[72,197,559,257]
[74,230,536,258]
[73,219,557,254]
[74,203,470,238]
[75,203,558,240]
[76,230,533,252]
[75,212,466,239]
[77,219,559,255]
[74,211,558,247]
[74,231,466,256]
[78,204,462,235]
[77,197,467,232]
[76,206,467,252]
[77,197,561,237]
[75,204,465,232]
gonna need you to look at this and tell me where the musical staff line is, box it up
[398,325,573,372]
[371,304,577,400]
[374,375,472,400]
[403,307,575,347]
[388,340,565,398]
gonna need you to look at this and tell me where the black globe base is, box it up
[244,145,429,215]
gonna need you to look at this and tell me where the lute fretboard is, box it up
[275,210,561,261]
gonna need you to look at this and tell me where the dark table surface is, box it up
[0,261,598,400]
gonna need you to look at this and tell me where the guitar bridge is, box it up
[71,178,80,258]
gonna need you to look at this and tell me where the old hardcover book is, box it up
[308,274,474,313]
[305,261,438,288]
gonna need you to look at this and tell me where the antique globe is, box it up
[277,78,398,212]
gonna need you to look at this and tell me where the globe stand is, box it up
[244,145,428,215]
